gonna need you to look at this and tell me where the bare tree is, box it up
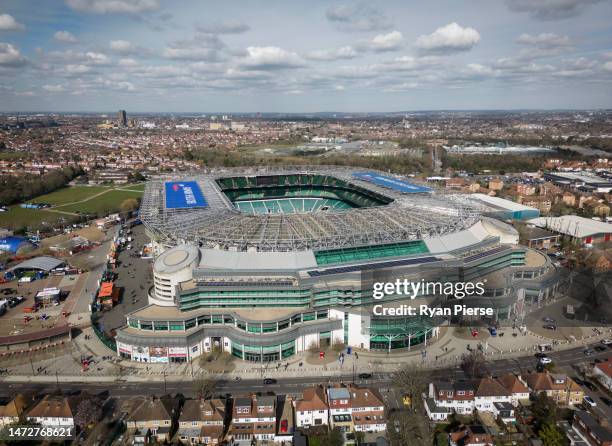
[193,377,217,399]
[390,362,432,445]
[460,350,488,378]
[74,399,103,431]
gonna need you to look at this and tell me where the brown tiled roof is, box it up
[295,387,328,412]
[0,394,28,418]
[497,374,529,394]
[199,424,223,440]
[126,397,172,422]
[26,395,73,419]
[346,385,384,409]
[523,372,582,392]
[179,399,224,423]
[475,377,510,398]
[352,410,386,426]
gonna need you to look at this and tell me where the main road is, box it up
[2,342,609,401]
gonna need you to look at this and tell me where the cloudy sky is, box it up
[0,0,611,112]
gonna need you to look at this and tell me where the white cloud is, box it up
[517,32,571,47]
[243,46,304,69]
[369,31,403,52]
[0,14,25,31]
[54,30,78,44]
[505,0,603,21]
[335,85,345,91]
[326,3,392,32]
[305,46,357,61]
[603,61,612,72]
[109,40,135,53]
[196,20,250,34]
[65,0,160,14]
[42,84,65,92]
[118,57,138,67]
[64,64,91,74]
[85,51,110,64]
[162,47,219,61]
[415,22,480,53]
[0,42,27,67]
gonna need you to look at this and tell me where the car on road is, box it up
[584,349,595,356]
[542,317,555,323]
[602,339,612,346]
[583,395,597,407]
[358,373,373,379]
[263,378,277,385]
[543,324,557,330]
[600,396,612,407]
[539,357,553,365]
[582,381,597,391]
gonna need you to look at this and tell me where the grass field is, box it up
[27,185,110,205]
[118,183,146,192]
[0,206,68,229]
[55,189,143,214]
[0,185,143,231]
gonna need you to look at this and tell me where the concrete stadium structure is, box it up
[116,167,561,363]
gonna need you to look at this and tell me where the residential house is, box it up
[474,377,511,412]
[124,396,177,444]
[26,395,75,427]
[491,402,516,425]
[227,395,276,444]
[592,358,612,391]
[497,373,530,406]
[521,372,584,406]
[572,410,612,446]
[327,387,353,432]
[519,196,552,214]
[0,394,29,427]
[177,399,225,445]
[294,386,329,428]
[446,178,467,189]
[562,192,576,207]
[488,179,504,191]
[449,425,494,446]
[347,385,386,433]
[517,184,537,196]
[428,381,475,415]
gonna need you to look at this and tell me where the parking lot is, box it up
[97,223,153,333]
[0,273,83,337]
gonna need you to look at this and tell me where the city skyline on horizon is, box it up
[0,0,611,112]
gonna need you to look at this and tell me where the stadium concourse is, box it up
[115,167,562,364]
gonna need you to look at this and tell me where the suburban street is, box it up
[3,341,611,418]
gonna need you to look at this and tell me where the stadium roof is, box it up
[468,193,539,213]
[8,256,65,272]
[140,166,481,252]
[527,216,612,238]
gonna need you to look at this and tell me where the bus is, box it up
[565,304,575,320]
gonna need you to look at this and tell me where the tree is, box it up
[193,377,217,399]
[74,399,103,431]
[460,350,488,378]
[538,423,566,446]
[389,363,432,445]
[323,427,343,446]
[531,392,558,431]
[119,198,139,213]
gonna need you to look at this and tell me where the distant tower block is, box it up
[117,109,127,127]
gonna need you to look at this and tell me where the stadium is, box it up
[115,167,561,363]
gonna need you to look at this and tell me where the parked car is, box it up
[602,339,612,346]
[358,373,373,379]
[263,378,277,385]
[542,317,555,323]
[543,324,557,330]
[539,357,553,365]
[583,349,595,356]
[583,395,597,408]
